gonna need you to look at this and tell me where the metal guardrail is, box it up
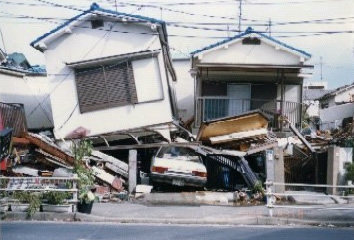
[265,181,354,217]
[0,176,79,204]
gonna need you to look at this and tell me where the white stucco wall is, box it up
[319,102,354,130]
[0,72,53,129]
[198,38,304,65]
[304,100,320,117]
[334,87,354,104]
[42,17,173,138]
[172,59,194,121]
[277,84,301,103]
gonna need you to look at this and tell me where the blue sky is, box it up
[0,0,353,89]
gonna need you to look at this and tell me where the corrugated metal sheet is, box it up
[0,102,28,137]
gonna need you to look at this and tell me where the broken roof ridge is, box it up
[190,26,311,58]
[317,81,354,100]
[30,2,165,49]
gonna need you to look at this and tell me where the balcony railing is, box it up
[195,97,303,130]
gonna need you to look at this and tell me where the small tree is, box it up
[72,140,95,203]
[346,163,354,182]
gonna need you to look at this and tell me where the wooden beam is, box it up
[93,142,202,151]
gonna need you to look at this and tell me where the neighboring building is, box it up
[172,56,194,122]
[190,27,313,130]
[317,82,354,130]
[303,82,331,117]
[30,3,178,139]
[304,81,328,90]
[0,49,53,131]
[317,82,354,109]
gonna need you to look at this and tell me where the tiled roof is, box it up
[30,3,164,48]
[190,27,311,57]
[317,82,354,100]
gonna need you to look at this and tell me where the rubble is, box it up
[197,110,278,155]
[5,100,351,204]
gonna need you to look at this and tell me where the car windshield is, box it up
[157,147,201,162]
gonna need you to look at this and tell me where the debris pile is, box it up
[1,131,129,201]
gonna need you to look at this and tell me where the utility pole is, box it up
[114,0,118,12]
[0,28,6,54]
[320,56,323,82]
[269,18,272,37]
[238,0,242,32]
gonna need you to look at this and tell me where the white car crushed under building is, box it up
[150,146,207,188]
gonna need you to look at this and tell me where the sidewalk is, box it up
[75,201,354,227]
[2,195,354,227]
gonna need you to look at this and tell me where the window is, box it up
[91,19,104,29]
[74,61,138,113]
[242,37,261,45]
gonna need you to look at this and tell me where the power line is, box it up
[1,10,353,38]
[2,0,354,27]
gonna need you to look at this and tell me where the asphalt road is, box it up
[1,222,354,240]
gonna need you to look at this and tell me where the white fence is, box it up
[0,176,79,207]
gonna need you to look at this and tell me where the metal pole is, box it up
[73,174,78,212]
[238,0,242,32]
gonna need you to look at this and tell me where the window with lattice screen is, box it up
[74,61,138,113]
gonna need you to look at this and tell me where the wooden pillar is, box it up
[128,150,137,193]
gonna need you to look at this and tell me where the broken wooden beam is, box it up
[91,166,124,191]
[25,133,74,165]
[91,151,128,178]
[288,122,315,153]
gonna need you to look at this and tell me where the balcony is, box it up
[195,97,303,130]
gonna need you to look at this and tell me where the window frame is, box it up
[74,60,138,113]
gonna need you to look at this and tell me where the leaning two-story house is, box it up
[190,27,313,131]
[30,3,178,140]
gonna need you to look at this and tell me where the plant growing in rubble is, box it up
[72,140,95,204]
[252,181,265,197]
[43,191,70,205]
[13,191,41,217]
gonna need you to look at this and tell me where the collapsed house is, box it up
[0,50,52,131]
[30,3,179,140]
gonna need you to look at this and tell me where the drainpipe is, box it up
[280,70,285,132]
[157,24,179,120]
[189,67,198,128]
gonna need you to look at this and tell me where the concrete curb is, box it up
[2,212,353,227]
[2,212,75,222]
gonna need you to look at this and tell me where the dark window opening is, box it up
[91,19,104,29]
[242,37,261,45]
[321,103,329,109]
[74,61,138,113]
